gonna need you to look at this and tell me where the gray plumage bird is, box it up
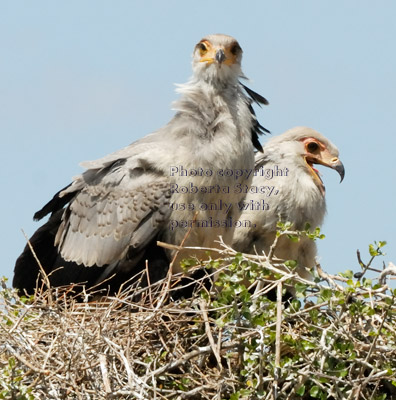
[232,127,345,280]
[13,34,268,294]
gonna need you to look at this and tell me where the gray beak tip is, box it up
[335,162,345,183]
[215,49,226,64]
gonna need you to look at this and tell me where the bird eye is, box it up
[197,42,207,55]
[230,44,241,55]
[307,142,319,152]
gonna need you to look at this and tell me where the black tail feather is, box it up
[33,183,75,221]
[13,209,173,298]
[13,210,63,294]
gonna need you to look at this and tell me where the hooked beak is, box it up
[315,157,345,183]
[304,150,345,198]
[306,156,345,184]
[215,49,226,64]
[333,160,345,183]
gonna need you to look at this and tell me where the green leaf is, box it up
[296,385,305,396]
[362,278,372,287]
[180,257,197,271]
[309,386,320,397]
[290,299,301,312]
[230,389,251,400]
[287,234,300,242]
[320,288,332,301]
[8,357,16,368]
[252,314,267,327]
[369,244,378,257]
[339,270,353,279]
[295,283,307,297]
[284,259,298,269]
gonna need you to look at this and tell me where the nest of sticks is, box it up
[1,243,396,399]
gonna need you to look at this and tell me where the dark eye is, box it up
[307,142,319,152]
[198,42,207,53]
[230,43,241,55]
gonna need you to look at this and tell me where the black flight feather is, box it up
[33,159,127,221]
[240,82,269,106]
[239,82,270,152]
[247,103,270,153]
[33,184,75,221]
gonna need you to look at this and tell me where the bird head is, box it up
[192,34,243,84]
[266,127,345,196]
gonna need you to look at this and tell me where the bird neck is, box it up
[173,77,241,119]
[272,160,327,229]
[176,76,240,99]
[192,61,242,86]
[172,79,251,146]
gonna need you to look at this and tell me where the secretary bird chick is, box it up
[13,34,269,295]
[233,127,345,282]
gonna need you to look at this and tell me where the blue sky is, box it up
[1,1,395,283]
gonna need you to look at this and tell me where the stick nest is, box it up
[1,246,396,399]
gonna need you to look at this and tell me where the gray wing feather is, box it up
[55,161,171,267]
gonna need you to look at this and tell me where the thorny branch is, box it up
[1,240,396,399]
